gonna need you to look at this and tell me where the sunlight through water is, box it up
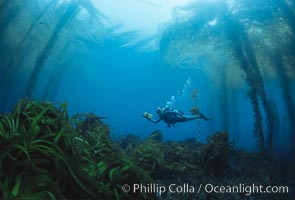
[90,0,193,50]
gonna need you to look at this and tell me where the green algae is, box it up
[0,100,154,200]
[0,100,293,200]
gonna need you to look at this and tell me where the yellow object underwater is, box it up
[143,112,153,119]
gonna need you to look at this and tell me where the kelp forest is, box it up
[0,0,295,199]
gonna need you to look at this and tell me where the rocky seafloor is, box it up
[0,100,294,200]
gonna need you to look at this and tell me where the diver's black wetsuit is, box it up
[147,107,210,127]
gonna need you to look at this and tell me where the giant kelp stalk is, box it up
[0,0,23,37]
[0,0,57,107]
[41,1,107,101]
[272,0,295,154]
[191,89,201,141]
[24,1,80,98]
[231,91,239,146]
[222,11,276,152]
[274,0,295,34]
[272,52,295,147]
[219,63,229,131]
[42,43,70,100]
[0,0,57,86]
[0,40,34,110]
[0,0,27,108]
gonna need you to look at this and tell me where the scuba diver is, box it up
[143,106,211,127]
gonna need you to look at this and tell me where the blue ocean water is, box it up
[0,0,295,159]
[59,39,217,142]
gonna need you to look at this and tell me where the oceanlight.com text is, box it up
[204,183,288,196]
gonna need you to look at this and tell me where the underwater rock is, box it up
[73,112,110,136]
[117,134,141,151]
[201,131,232,176]
[147,130,163,142]
[132,138,165,175]
[132,131,203,180]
